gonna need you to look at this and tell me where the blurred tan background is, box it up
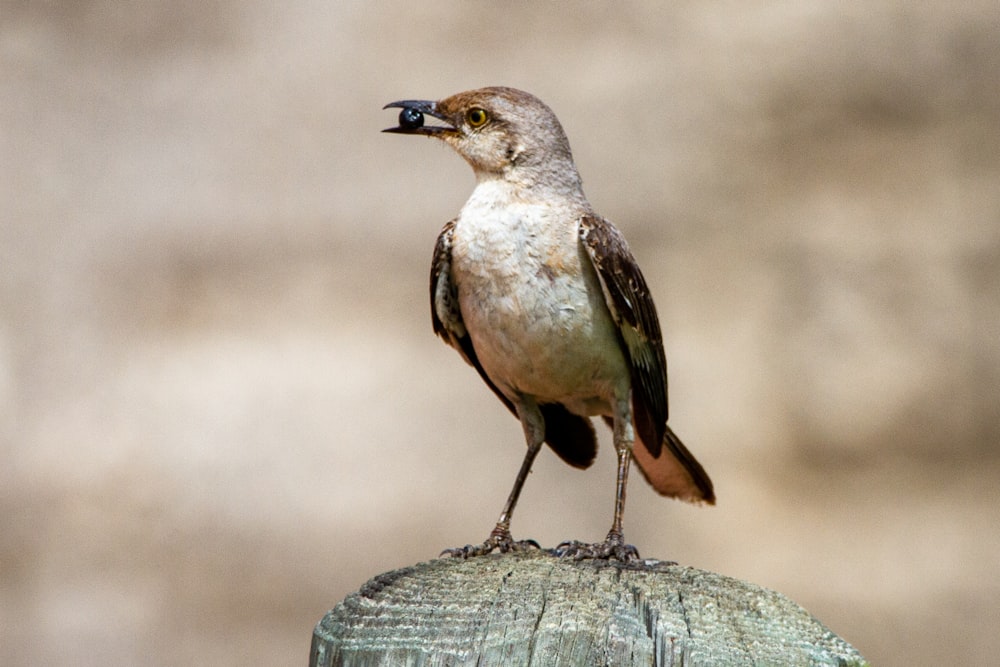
[3,1,999,665]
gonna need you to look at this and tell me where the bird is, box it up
[383,86,714,561]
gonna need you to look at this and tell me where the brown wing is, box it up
[430,220,597,469]
[581,216,715,503]
[579,216,668,454]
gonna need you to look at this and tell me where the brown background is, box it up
[3,2,999,665]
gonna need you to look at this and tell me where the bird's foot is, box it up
[440,524,540,559]
[552,530,640,562]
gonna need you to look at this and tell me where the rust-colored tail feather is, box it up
[632,424,715,504]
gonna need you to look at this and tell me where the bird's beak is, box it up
[382,99,456,135]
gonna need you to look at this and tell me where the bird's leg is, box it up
[441,400,545,558]
[555,398,640,561]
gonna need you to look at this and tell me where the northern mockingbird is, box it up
[384,86,714,561]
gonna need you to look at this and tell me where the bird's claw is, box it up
[552,531,640,562]
[440,525,540,559]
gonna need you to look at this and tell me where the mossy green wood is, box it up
[311,551,867,667]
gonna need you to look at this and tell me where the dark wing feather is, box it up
[579,215,668,457]
[430,221,597,469]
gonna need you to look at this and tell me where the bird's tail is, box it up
[631,424,715,504]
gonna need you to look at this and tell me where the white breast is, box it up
[450,180,629,415]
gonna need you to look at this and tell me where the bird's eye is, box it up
[466,108,489,127]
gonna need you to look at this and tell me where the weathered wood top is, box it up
[311,551,867,667]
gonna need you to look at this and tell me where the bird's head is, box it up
[384,86,582,193]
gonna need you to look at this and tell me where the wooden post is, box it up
[310,551,868,666]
